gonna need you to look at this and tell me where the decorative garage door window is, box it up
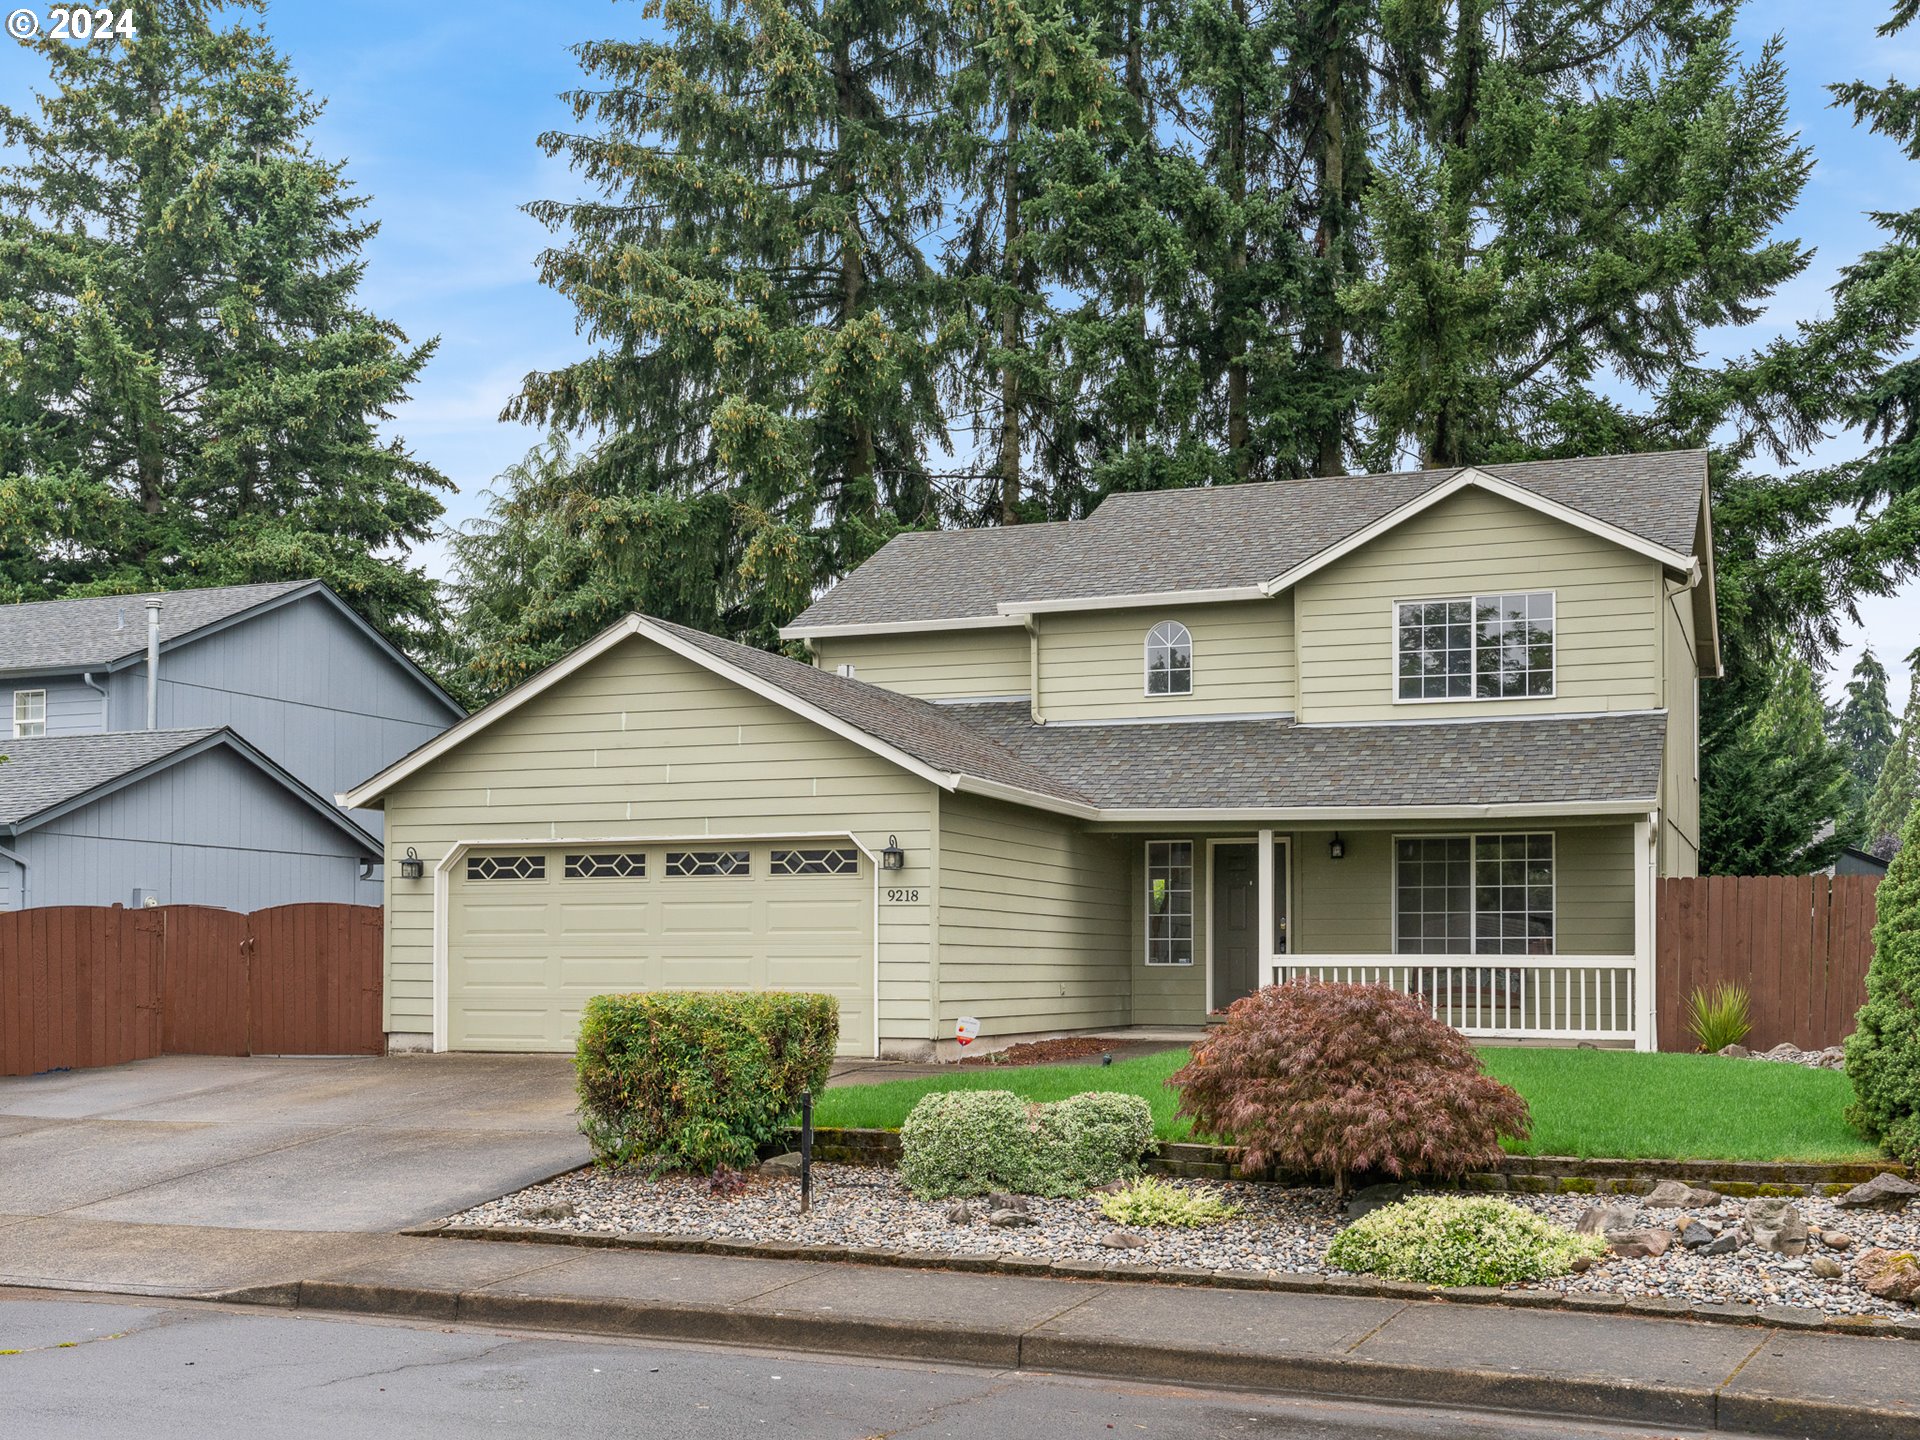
[466,853,546,881]
[564,852,646,879]
[666,849,750,877]
[771,847,859,876]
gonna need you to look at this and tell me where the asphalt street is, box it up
[2,1291,1748,1440]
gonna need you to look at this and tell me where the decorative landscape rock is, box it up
[944,1201,975,1226]
[525,1201,577,1222]
[1575,1203,1639,1236]
[987,1208,1038,1228]
[1835,1173,1920,1210]
[1855,1248,1920,1303]
[987,1192,1032,1215]
[1744,1198,1810,1256]
[1605,1227,1674,1258]
[1703,1229,1747,1256]
[1099,1229,1149,1249]
[1820,1231,1855,1250]
[1812,1256,1844,1280]
[759,1152,803,1176]
[1645,1180,1721,1209]
[1716,1044,1753,1059]
[1678,1221,1717,1250]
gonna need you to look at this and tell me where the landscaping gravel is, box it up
[446,1163,1920,1321]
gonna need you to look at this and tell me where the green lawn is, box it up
[815,1046,1878,1164]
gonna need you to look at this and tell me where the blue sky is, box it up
[6,0,1919,692]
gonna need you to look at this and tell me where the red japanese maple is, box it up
[1171,982,1531,1195]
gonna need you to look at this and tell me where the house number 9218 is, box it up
[885,887,920,903]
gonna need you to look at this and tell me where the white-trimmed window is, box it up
[1393,834,1554,955]
[1145,621,1192,695]
[1145,841,1194,964]
[12,690,45,738]
[1395,593,1554,701]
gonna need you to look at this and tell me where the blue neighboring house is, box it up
[0,580,464,911]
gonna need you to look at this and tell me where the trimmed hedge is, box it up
[575,990,837,1173]
[898,1089,1154,1198]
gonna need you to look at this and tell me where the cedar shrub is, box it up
[1170,982,1531,1194]
[1847,798,1920,1160]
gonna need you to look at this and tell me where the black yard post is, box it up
[799,1089,814,1215]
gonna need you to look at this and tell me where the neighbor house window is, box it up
[1145,622,1192,695]
[1395,593,1554,700]
[12,690,45,738]
[1394,834,1554,955]
[1145,841,1194,964]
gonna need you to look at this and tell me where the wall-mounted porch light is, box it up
[1328,833,1346,861]
[881,835,905,871]
[398,846,425,880]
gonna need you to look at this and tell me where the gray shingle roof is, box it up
[0,580,313,673]
[0,728,223,826]
[943,703,1667,810]
[788,450,1706,629]
[650,619,1092,805]
[655,619,1664,811]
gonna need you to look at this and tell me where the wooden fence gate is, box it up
[0,903,383,1077]
[1655,875,1878,1052]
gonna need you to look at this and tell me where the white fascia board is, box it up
[1092,798,1658,824]
[995,586,1271,618]
[1260,469,1694,595]
[779,614,1027,641]
[950,773,1100,820]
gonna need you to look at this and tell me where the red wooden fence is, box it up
[0,903,383,1077]
[1656,875,1878,1052]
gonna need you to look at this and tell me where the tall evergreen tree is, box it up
[0,0,446,641]
[1867,666,1920,858]
[1701,652,1854,875]
[1835,647,1898,820]
[507,0,951,642]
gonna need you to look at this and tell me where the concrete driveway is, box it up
[0,1055,587,1237]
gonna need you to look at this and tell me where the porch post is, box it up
[1256,827,1275,990]
[1633,813,1658,1052]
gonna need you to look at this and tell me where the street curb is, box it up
[202,1272,1920,1438]
[407,1220,1920,1344]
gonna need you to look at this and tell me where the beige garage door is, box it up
[448,841,873,1056]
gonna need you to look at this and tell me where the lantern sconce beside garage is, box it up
[398,846,425,880]
[881,835,905,872]
[1328,834,1346,862]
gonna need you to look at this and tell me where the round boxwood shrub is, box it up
[1848,801,1920,1160]
[1328,1195,1607,1286]
[1170,980,1531,1195]
[898,1089,1153,1199]
[575,990,837,1173]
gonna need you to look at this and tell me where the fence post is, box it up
[1634,815,1658,1051]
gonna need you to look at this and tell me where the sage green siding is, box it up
[935,790,1131,1038]
[811,628,1030,701]
[1035,599,1295,722]
[380,636,938,1051]
[1294,487,1663,722]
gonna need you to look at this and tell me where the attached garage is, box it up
[448,839,874,1056]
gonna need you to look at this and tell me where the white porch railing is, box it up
[1271,956,1645,1045]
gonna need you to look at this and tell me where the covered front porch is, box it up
[1114,816,1660,1049]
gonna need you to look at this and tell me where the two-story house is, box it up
[0,580,465,911]
[346,451,1714,1058]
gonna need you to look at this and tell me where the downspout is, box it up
[145,600,161,730]
[0,842,28,911]
[80,671,107,728]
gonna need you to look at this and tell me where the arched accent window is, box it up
[1145,621,1193,695]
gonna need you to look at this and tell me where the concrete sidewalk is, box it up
[7,1218,1917,1439]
